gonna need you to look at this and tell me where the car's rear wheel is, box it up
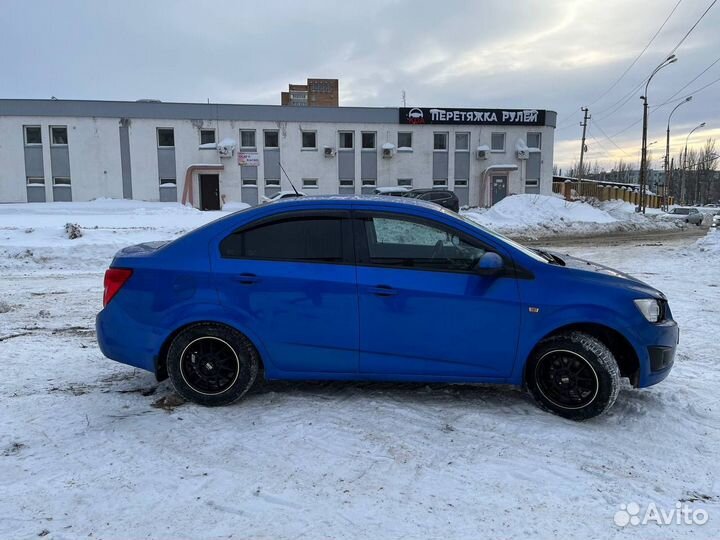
[526,331,619,420]
[167,323,259,406]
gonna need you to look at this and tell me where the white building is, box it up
[0,100,556,209]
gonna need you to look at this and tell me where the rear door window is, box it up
[221,215,351,263]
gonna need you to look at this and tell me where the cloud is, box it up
[1,0,718,170]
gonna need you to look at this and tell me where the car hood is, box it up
[553,253,665,299]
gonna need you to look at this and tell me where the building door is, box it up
[491,175,507,205]
[199,174,220,211]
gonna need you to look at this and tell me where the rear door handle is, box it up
[369,285,398,297]
[234,273,259,285]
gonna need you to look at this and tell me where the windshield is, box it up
[671,208,690,215]
[455,213,548,263]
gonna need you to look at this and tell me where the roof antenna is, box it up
[279,162,300,196]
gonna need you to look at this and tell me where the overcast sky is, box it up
[2,0,719,170]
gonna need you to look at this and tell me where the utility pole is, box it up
[578,107,590,182]
[401,90,407,107]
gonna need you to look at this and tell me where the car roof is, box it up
[268,194,444,211]
[409,188,451,194]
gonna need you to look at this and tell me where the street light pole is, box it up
[639,55,677,213]
[665,96,692,210]
[681,122,706,204]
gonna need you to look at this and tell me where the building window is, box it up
[362,179,377,187]
[397,178,412,187]
[398,132,413,150]
[527,132,542,149]
[27,176,45,185]
[200,129,216,145]
[240,130,256,149]
[53,177,71,186]
[433,179,448,187]
[339,131,354,150]
[157,128,175,147]
[455,132,470,151]
[491,132,506,152]
[454,179,468,187]
[361,132,376,150]
[301,131,317,150]
[242,178,257,186]
[264,130,279,148]
[24,126,42,145]
[266,178,280,186]
[50,126,68,146]
[339,179,354,187]
[303,178,318,189]
[433,132,448,151]
[160,178,176,186]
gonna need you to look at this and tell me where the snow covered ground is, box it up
[1,201,719,539]
[462,194,683,239]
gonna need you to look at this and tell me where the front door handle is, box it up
[234,273,259,285]
[369,285,397,297]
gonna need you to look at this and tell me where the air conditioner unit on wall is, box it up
[217,138,237,158]
[381,142,395,158]
[324,146,336,157]
[475,145,490,160]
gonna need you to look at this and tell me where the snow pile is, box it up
[222,201,251,213]
[462,194,679,239]
[695,228,720,252]
[0,199,247,270]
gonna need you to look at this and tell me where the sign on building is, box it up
[399,107,546,126]
[238,152,260,166]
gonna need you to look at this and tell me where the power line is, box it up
[667,0,717,55]
[592,119,633,157]
[657,72,720,107]
[588,0,683,107]
[603,71,720,144]
[594,0,717,120]
[656,55,720,105]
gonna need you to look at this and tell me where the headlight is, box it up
[634,299,662,323]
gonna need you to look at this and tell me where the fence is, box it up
[552,180,673,209]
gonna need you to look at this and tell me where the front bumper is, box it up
[635,320,679,388]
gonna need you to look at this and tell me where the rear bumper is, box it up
[96,305,160,373]
[635,320,679,388]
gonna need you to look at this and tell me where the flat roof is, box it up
[0,99,557,126]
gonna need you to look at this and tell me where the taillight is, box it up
[103,268,133,307]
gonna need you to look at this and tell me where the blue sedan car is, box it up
[97,196,678,420]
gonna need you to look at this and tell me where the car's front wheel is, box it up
[166,323,259,406]
[526,331,619,420]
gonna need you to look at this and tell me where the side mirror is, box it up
[475,252,504,276]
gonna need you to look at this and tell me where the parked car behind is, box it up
[261,190,306,203]
[97,195,678,421]
[374,187,410,197]
[403,188,460,212]
[665,207,703,226]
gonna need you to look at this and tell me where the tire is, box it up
[526,331,619,421]
[166,323,259,406]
